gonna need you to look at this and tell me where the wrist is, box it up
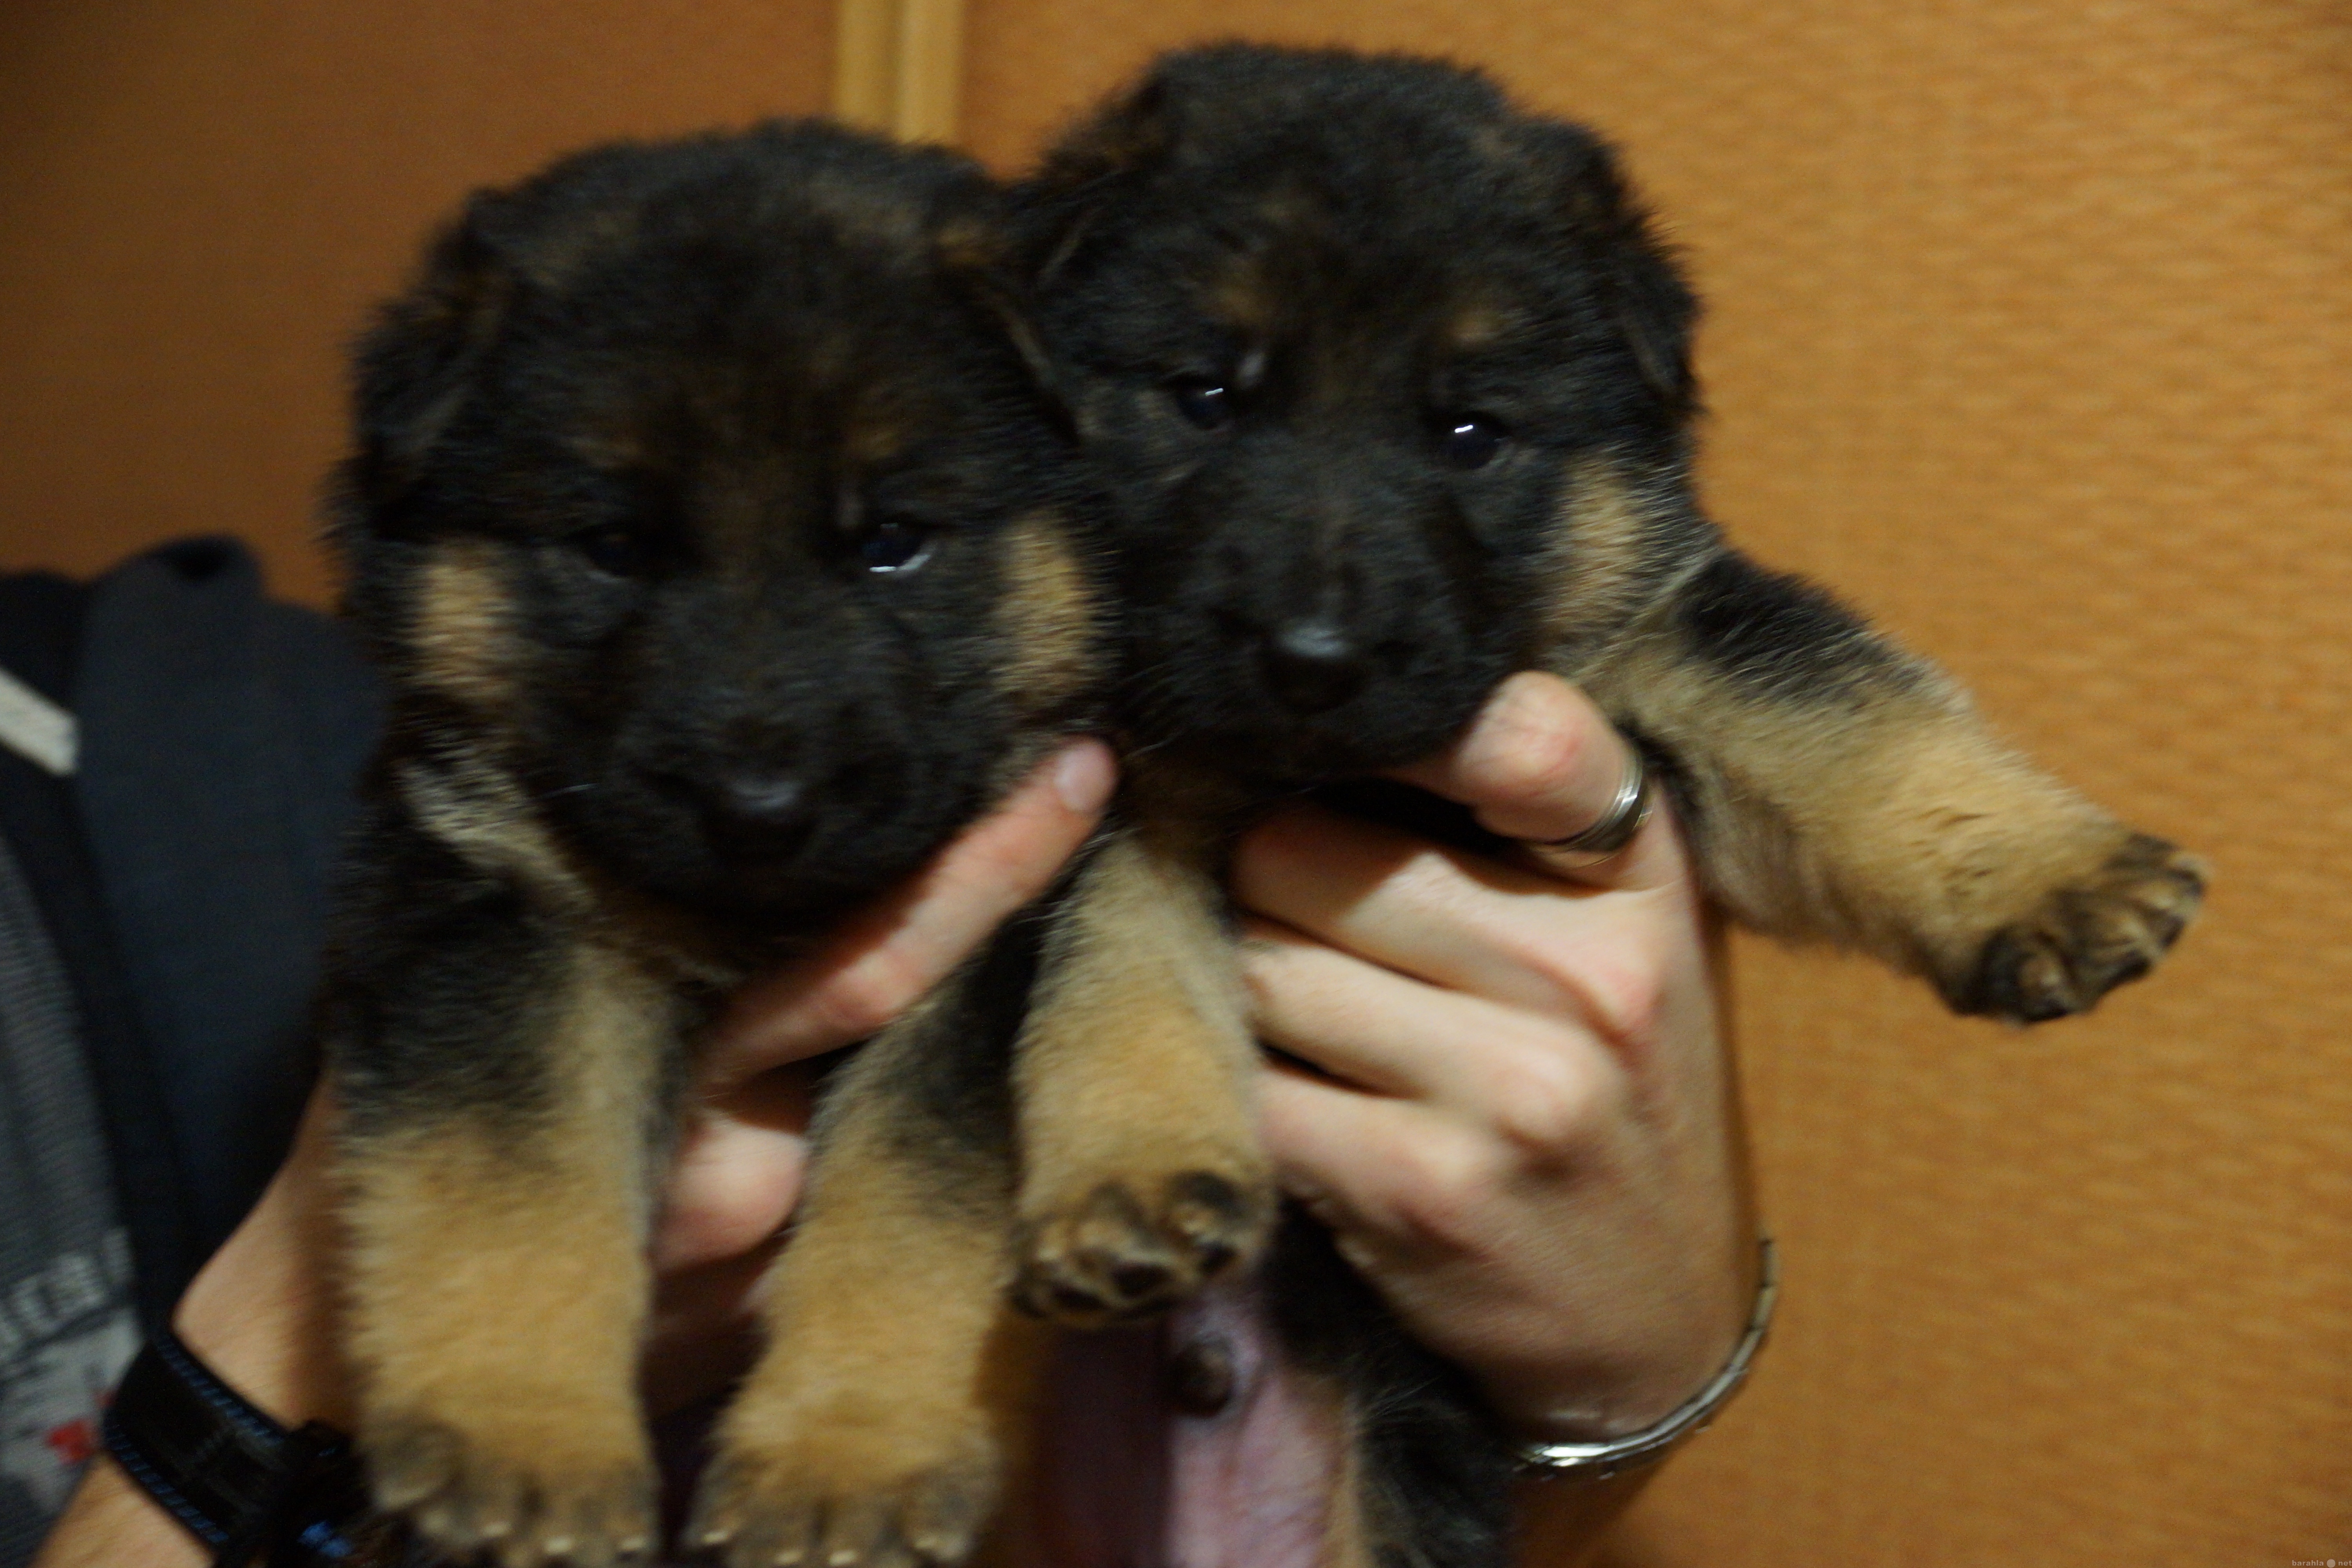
[102,1318,374,1565]
[1509,1238,1777,1482]
[1498,1221,1763,1441]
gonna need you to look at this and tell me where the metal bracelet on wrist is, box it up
[1514,1236,1779,1482]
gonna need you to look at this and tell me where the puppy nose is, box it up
[1259,619,1367,713]
[700,766,812,853]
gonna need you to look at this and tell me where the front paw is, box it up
[1955,833,2206,1022]
[689,1405,998,1568]
[365,1406,655,1568]
[1013,1169,1272,1325]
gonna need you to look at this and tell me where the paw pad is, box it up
[1014,1169,1270,1325]
[1960,834,2205,1022]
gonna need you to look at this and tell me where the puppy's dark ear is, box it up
[1517,123,1699,419]
[1010,70,1179,288]
[936,215,1077,438]
[343,195,519,517]
[1605,215,1700,421]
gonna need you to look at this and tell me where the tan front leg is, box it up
[693,977,1047,1568]
[1010,824,1274,1325]
[336,942,671,1568]
[1575,552,2203,1020]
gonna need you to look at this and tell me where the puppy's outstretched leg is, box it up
[1010,820,1275,1325]
[1572,549,2205,1021]
[694,953,1047,1568]
[334,877,677,1568]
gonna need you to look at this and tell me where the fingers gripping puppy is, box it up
[323,125,1101,1567]
[994,44,2207,1567]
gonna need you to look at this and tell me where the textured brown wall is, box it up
[0,0,834,606]
[960,3,2352,1563]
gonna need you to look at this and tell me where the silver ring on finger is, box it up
[1523,742,1651,862]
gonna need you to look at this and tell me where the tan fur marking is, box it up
[412,539,515,709]
[1211,249,1277,337]
[845,410,907,468]
[1011,823,1273,1321]
[338,943,669,1563]
[993,513,1098,720]
[1541,459,1661,646]
[700,997,1044,1566]
[396,753,589,915]
[1444,298,1510,352]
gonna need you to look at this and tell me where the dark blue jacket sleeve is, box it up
[69,537,381,1312]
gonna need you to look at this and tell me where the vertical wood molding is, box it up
[833,0,965,144]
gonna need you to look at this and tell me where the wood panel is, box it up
[958,2,2352,1562]
[0,0,834,605]
[834,0,966,143]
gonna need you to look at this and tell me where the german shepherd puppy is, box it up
[961,43,2201,1568]
[322,123,1102,1567]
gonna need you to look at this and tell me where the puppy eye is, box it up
[569,524,653,578]
[1439,414,1510,469]
[858,517,935,575]
[1170,379,1236,432]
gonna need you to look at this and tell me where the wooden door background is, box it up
[5,2,2347,1561]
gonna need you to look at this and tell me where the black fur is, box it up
[1674,551,1922,701]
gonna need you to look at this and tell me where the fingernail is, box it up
[1053,739,1116,814]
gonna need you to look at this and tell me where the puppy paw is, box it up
[366,1408,656,1568]
[1955,833,2207,1022]
[1013,1170,1272,1325]
[688,1409,997,1568]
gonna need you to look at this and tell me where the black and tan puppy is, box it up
[322,123,1101,1567]
[972,43,2205,1568]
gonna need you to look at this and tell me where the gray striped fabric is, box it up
[0,831,135,1567]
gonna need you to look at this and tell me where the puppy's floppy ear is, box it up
[1516,123,1699,419]
[341,194,521,518]
[935,214,1078,439]
[344,146,679,523]
[1009,69,1179,289]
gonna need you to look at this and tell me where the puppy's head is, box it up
[337,123,1099,921]
[1014,45,1704,782]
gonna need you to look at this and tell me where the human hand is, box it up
[1232,672,1755,1440]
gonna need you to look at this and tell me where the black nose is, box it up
[1259,619,1367,714]
[699,766,813,856]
